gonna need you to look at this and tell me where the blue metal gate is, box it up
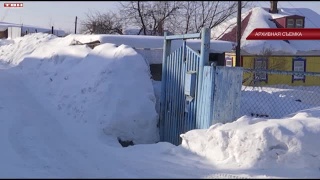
[160,28,211,145]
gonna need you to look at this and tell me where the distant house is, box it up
[0,21,66,39]
[212,1,320,86]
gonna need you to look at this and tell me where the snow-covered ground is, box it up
[0,33,320,178]
[241,85,320,118]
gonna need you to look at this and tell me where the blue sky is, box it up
[0,1,319,33]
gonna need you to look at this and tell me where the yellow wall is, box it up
[225,53,236,67]
[242,56,320,86]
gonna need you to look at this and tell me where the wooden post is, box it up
[51,26,54,34]
[198,28,210,100]
[75,16,78,34]
[236,1,242,67]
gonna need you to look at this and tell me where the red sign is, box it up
[4,3,23,8]
[246,28,320,40]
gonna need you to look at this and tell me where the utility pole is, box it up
[236,1,242,67]
[75,16,78,34]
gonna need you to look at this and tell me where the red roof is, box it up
[218,11,252,42]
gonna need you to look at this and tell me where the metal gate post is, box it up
[197,28,210,106]
[160,32,171,141]
[159,29,210,144]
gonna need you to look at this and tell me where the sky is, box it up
[0,1,319,33]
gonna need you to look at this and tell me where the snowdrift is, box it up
[1,33,159,144]
[181,109,320,170]
[0,33,55,65]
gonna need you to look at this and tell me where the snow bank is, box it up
[9,33,159,144]
[0,39,14,46]
[181,109,320,170]
[0,33,55,65]
[62,34,234,64]
[65,34,234,52]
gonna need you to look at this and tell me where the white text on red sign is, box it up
[4,3,24,8]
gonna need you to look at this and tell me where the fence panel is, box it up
[241,69,320,119]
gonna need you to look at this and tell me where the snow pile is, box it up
[65,34,234,54]
[0,39,14,46]
[181,109,320,170]
[0,33,55,65]
[7,33,159,144]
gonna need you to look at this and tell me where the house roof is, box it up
[122,28,174,36]
[66,34,235,54]
[0,21,66,37]
[211,7,320,55]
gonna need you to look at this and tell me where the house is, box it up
[211,1,320,86]
[0,21,66,39]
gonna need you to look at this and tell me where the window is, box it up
[254,57,268,82]
[225,56,233,67]
[296,19,303,28]
[287,18,294,28]
[292,57,306,82]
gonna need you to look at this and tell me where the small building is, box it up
[77,34,234,81]
[211,2,320,86]
[0,21,66,39]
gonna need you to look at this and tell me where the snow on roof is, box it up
[66,34,235,53]
[270,8,304,19]
[211,11,251,40]
[212,7,320,55]
[123,28,174,36]
[0,21,66,36]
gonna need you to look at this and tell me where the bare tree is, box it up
[168,1,250,34]
[119,1,180,35]
[80,10,123,35]
[119,1,250,35]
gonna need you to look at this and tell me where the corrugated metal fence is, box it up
[160,28,243,145]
